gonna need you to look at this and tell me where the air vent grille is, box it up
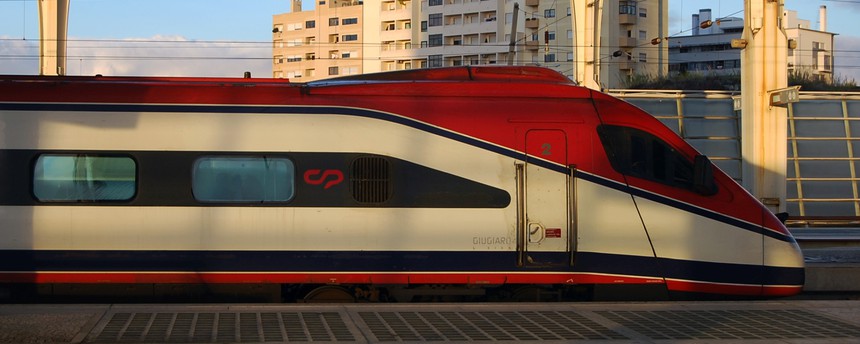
[351,156,390,204]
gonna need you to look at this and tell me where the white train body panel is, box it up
[575,177,656,258]
[635,196,764,266]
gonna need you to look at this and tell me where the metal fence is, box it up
[608,90,860,218]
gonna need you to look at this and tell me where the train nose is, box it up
[762,231,805,297]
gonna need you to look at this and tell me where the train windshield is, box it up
[597,125,696,190]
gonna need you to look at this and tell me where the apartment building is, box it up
[669,7,835,82]
[273,0,668,88]
[785,8,835,82]
[595,0,668,88]
[272,0,371,80]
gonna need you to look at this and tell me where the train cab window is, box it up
[33,155,136,202]
[598,125,695,190]
[192,156,294,203]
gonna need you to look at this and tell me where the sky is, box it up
[1,0,859,83]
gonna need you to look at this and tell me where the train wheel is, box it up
[302,286,356,303]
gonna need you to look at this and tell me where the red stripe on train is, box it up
[4,272,799,296]
[0,272,664,285]
[665,279,803,297]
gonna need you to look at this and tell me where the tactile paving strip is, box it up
[85,307,860,342]
[90,312,354,342]
[597,309,860,340]
[357,311,627,341]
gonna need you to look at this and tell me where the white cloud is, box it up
[1,35,272,77]
[0,36,39,75]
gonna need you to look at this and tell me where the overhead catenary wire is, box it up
[3,4,860,76]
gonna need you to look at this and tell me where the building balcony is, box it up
[525,40,539,50]
[619,37,637,48]
[619,13,637,25]
[617,60,635,70]
[525,18,539,29]
[525,0,539,6]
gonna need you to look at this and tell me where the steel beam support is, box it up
[38,0,70,76]
[740,0,788,213]
[571,0,601,90]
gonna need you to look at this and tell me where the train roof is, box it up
[0,66,593,102]
[0,66,571,87]
[308,66,573,85]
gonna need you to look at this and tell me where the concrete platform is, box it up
[2,301,860,343]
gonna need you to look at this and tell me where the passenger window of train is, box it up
[33,155,136,202]
[598,125,694,190]
[192,157,295,203]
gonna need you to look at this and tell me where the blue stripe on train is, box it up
[0,250,804,287]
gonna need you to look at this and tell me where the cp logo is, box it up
[303,169,344,189]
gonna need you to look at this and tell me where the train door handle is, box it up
[528,223,545,243]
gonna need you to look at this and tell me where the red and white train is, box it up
[0,66,804,301]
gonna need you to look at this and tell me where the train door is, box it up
[518,129,572,267]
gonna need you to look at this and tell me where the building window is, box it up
[33,155,136,202]
[429,13,442,27]
[329,17,339,26]
[428,54,443,67]
[429,0,442,6]
[429,34,443,47]
[342,66,359,75]
[421,21,428,32]
[192,156,295,203]
[639,53,647,63]
[544,53,556,62]
[639,30,647,40]
[567,52,573,61]
[329,66,339,75]
[619,1,636,15]
[548,31,556,40]
[342,34,358,41]
[343,18,358,25]
[544,9,556,18]
[813,41,824,50]
[639,8,647,17]
[306,20,316,28]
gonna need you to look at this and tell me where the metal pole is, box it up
[38,0,70,76]
[507,2,519,66]
[740,0,789,214]
[571,0,601,90]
